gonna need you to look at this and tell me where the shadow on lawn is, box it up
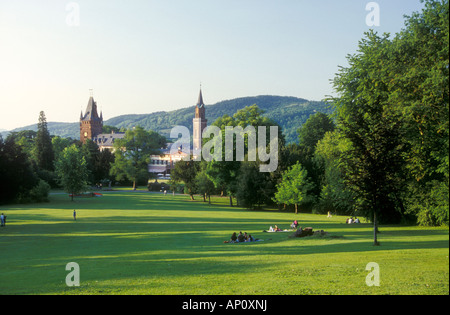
[3,193,449,279]
[42,229,449,289]
[5,212,448,253]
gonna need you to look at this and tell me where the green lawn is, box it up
[0,190,448,295]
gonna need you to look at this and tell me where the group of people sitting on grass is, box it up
[346,217,360,224]
[228,231,258,243]
[268,220,299,232]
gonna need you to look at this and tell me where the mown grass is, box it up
[0,190,448,295]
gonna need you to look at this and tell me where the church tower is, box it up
[193,88,207,153]
[80,93,103,144]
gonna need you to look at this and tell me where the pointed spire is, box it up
[195,86,206,119]
[197,86,204,107]
[81,91,101,121]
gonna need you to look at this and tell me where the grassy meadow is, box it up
[0,190,448,295]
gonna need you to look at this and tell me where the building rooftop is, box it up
[92,132,125,147]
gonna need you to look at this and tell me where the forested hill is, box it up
[3,95,333,144]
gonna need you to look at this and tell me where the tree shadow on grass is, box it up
[3,193,449,285]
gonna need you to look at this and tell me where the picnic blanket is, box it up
[263,229,295,233]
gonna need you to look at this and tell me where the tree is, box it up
[295,112,336,204]
[236,161,274,209]
[6,130,37,159]
[195,163,216,204]
[205,105,284,207]
[96,149,115,184]
[330,0,449,230]
[171,158,201,200]
[298,112,335,155]
[331,31,408,240]
[52,136,76,163]
[35,111,55,171]
[314,130,355,215]
[0,136,38,204]
[273,162,314,215]
[81,140,101,185]
[206,160,239,206]
[204,114,240,206]
[110,126,166,190]
[102,125,121,134]
[387,0,449,226]
[55,144,89,201]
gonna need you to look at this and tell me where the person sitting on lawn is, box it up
[274,225,282,232]
[290,220,298,229]
[230,232,238,243]
[237,231,245,243]
[248,234,255,242]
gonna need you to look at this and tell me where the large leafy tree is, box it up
[195,162,216,204]
[171,158,201,200]
[388,0,449,226]
[81,140,100,185]
[110,126,166,190]
[330,0,449,230]
[6,130,37,159]
[273,162,314,215]
[295,112,336,204]
[314,130,355,215]
[0,137,38,204]
[206,105,284,207]
[332,31,408,228]
[389,0,449,183]
[52,136,76,162]
[55,144,89,201]
[236,161,274,210]
[298,112,335,156]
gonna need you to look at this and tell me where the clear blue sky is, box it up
[0,0,425,131]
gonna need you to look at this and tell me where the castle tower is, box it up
[80,93,103,144]
[193,88,207,153]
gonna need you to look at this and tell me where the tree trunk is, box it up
[190,194,195,201]
[295,204,298,215]
[203,193,206,202]
[229,195,233,207]
[208,194,211,205]
[133,180,136,190]
[373,211,380,246]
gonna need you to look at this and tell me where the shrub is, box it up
[16,180,51,204]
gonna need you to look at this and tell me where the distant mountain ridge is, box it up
[2,95,333,144]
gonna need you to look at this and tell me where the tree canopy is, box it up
[329,0,448,226]
[110,126,166,189]
[55,144,89,201]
